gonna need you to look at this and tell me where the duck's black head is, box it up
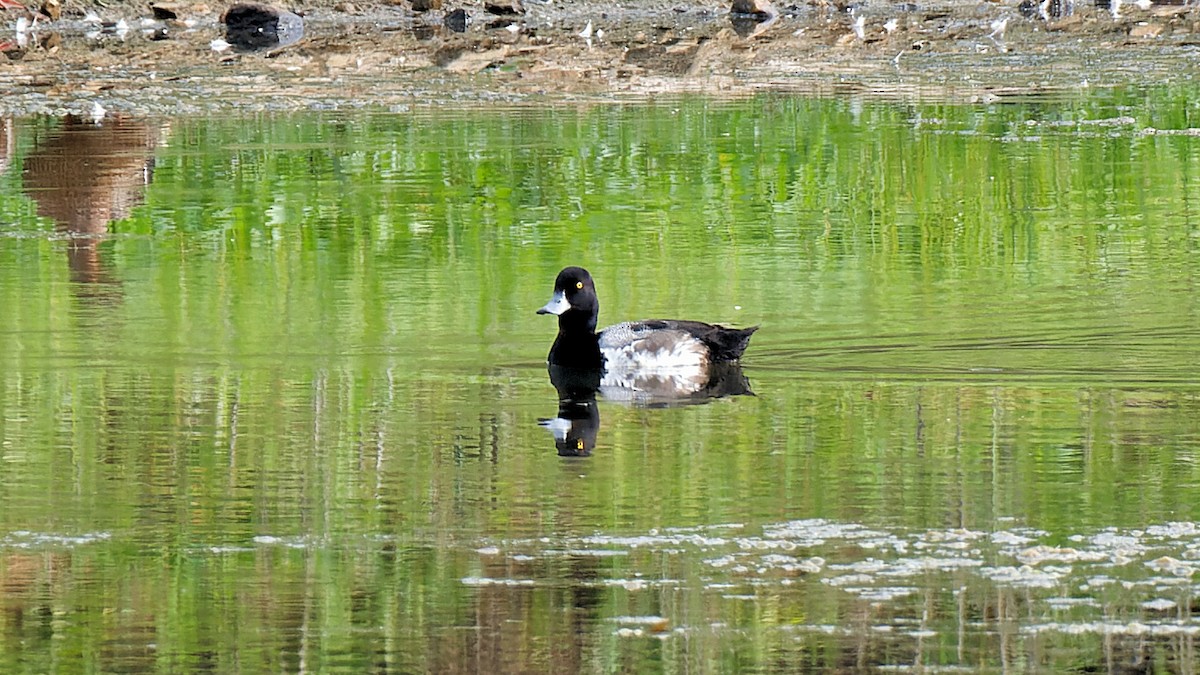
[538,267,603,368]
[537,266,599,334]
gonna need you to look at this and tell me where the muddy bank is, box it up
[2,0,1199,114]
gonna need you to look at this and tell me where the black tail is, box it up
[640,319,759,363]
[704,325,758,362]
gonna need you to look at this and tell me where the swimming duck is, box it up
[537,266,758,371]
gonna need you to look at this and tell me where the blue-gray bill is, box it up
[537,290,570,316]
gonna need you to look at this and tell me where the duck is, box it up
[537,266,758,371]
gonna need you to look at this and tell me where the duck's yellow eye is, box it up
[576,281,584,289]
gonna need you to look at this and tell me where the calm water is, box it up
[1,93,1200,672]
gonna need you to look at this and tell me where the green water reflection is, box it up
[1,92,1200,671]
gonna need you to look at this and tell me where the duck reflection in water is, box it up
[537,266,758,456]
[22,115,160,299]
[541,366,602,457]
[540,361,755,456]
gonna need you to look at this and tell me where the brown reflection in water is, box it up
[22,116,159,294]
[432,552,604,672]
[0,552,70,644]
[430,554,604,673]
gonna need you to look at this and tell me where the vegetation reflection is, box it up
[0,90,1199,671]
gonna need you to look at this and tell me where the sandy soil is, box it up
[1,0,1199,114]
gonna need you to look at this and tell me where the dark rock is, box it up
[411,0,441,11]
[730,0,777,36]
[484,0,522,16]
[220,2,304,51]
[730,0,775,16]
[730,15,760,36]
[149,2,180,19]
[444,7,468,31]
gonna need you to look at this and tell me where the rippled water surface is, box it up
[2,93,1200,671]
